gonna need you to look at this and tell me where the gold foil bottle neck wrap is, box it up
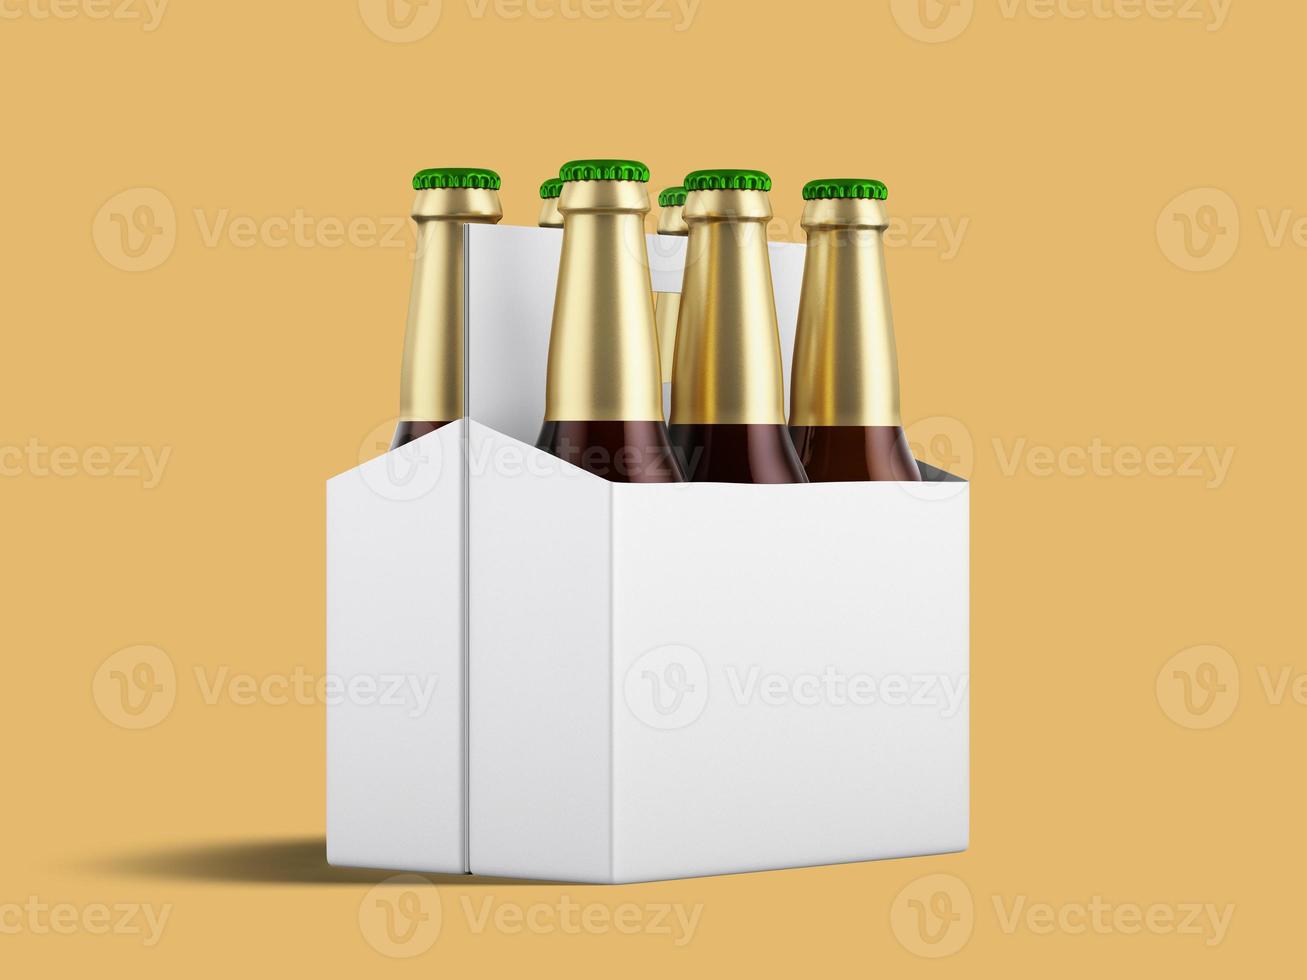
[538,197,563,228]
[653,203,689,385]
[398,187,502,423]
[789,195,903,427]
[657,204,688,236]
[543,180,664,422]
[670,188,787,426]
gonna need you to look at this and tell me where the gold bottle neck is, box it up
[657,204,688,236]
[543,180,664,422]
[397,187,502,422]
[538,197,563,228]
[412,186,503,222]
[670,188,787,426]
[653,204,688,384]
[653,292,680,385]
[800,195,890,232]
[789,196,903,427]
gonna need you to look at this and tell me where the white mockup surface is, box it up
[326,223,970,882]
[326,421,467,873]
[467,424,968,882]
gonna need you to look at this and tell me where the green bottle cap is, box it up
[412,167,501,191]
[539,177,564,200]
[684,169,772,193]
[802,178,888,202]
[657,186,688,207]
[559,159,650,183]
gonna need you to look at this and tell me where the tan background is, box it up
[1,0,1301,974]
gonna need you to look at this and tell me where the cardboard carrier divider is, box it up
[327,225,969,883]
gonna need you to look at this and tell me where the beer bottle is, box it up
[539,177,564,228]
[788,179,921,481]
[653,185,688,407]
[536,159,684,483]
[668,169,808,483]
[391,167,503,449]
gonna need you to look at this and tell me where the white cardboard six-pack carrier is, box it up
[326,224,969,883]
